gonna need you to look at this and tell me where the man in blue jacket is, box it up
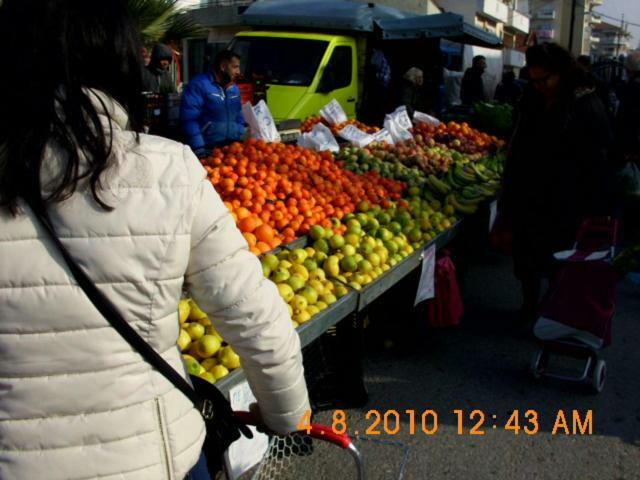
[180,50,246,157]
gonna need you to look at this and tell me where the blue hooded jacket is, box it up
[180,72,246,150]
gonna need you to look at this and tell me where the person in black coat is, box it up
[461,55,487,106]
[495,69,523,106]
[142,43,176,94]
[501,43,613,323]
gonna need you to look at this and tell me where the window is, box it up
[323,46,353,90]
[229,37,329,86]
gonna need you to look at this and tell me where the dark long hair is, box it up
[0,0,145,214]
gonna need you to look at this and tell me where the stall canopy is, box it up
[241,0,415,32]
[376,13,502,49]
[241,1,502,48]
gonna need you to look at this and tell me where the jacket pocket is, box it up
[154,397,175,480]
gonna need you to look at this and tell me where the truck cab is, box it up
[229,31,363,122]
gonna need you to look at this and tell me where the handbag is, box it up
[25,198,253,476]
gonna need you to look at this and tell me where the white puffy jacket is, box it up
[0,93,310,480]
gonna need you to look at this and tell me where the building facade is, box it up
[529,0,604,56]
[591,21,631,59]
[434,0,530,69]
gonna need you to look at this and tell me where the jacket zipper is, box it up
[225,85,230,141]
[154,397,174,480]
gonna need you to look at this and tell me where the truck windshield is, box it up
[231,37,329,87]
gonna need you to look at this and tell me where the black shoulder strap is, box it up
[25,199,203,410]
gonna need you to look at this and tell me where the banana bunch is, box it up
[423,161,502,215]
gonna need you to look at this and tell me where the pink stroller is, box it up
[531,218,620,393]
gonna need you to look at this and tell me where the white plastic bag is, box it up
[384,114,413,143]
[319,99,348,126]
[242,100,281,143]
[372,128,394,145]
[338,124,375,148]
[388,105,413,130]
[413,110,441,127]
[298,123,340,152]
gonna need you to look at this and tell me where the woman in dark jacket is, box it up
[501,43,613,322]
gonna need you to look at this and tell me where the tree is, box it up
[127,0,205,46]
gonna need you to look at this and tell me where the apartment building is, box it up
[591,20,631,59]
[529,0,604,56]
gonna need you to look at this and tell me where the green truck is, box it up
[194,0,502,123]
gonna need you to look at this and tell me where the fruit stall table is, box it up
[213,217,468,399]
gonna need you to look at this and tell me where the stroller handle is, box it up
[234,411,354,449]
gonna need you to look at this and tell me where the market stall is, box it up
[175,101,507,402]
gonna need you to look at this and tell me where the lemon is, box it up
[177,329,191,352]
[277,283,295,302]
[186,323,205,341]
[182,355,203,376]
[308,280,325,296]
[210,365,230,380]
[293,309,312,324]
[178,299,191,324]
[195,335,222,358]
[187,300,208,321]
[291,295,308,312]
[198,371,216,384]
[309,269,326,282]
[201,358,218,371]
[315,301,329,311]
[291,265,309,282]
[301,286,318,305]
[218,346,241,370]
[287,275,306,293]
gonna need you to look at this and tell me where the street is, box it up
[315,251,640,480]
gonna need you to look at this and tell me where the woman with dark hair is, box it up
[501,42,613,324]
[0,1,309,479]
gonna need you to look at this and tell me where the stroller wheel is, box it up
[591,359,606,394]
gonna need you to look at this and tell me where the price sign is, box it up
[414,244,436,306]
[224,381,269,480]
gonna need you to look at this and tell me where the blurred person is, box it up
[613,50,640,241]
[400,67,427,117]
[362,46,392,125]
[495,68,523,106]
[0,1,310,479]
[461,55,487,106]
[180,50,246,158]
[615,50,640,165]
[501,43,613,324]
[141,46,151,67]
[142,42,177,94]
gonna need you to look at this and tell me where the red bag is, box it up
[425,251,464,327]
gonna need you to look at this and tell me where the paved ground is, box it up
[313,251,640,480]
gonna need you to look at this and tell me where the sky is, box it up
[595,0,640,49]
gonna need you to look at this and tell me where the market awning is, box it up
[376,13,503,49]
[241,0,416,32]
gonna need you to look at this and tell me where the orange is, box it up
[243,232,257,247]
[254,224,275,244]
[238,216,259,233]
[256,241,271,254]
[235,207,251,220]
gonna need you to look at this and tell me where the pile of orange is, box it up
[203,139,405,255]
[414,121,505,153]
[300,115,380,135]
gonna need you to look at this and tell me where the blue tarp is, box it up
[377,13,502,48]
[242,0,420,32]
[241,1,502,48]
